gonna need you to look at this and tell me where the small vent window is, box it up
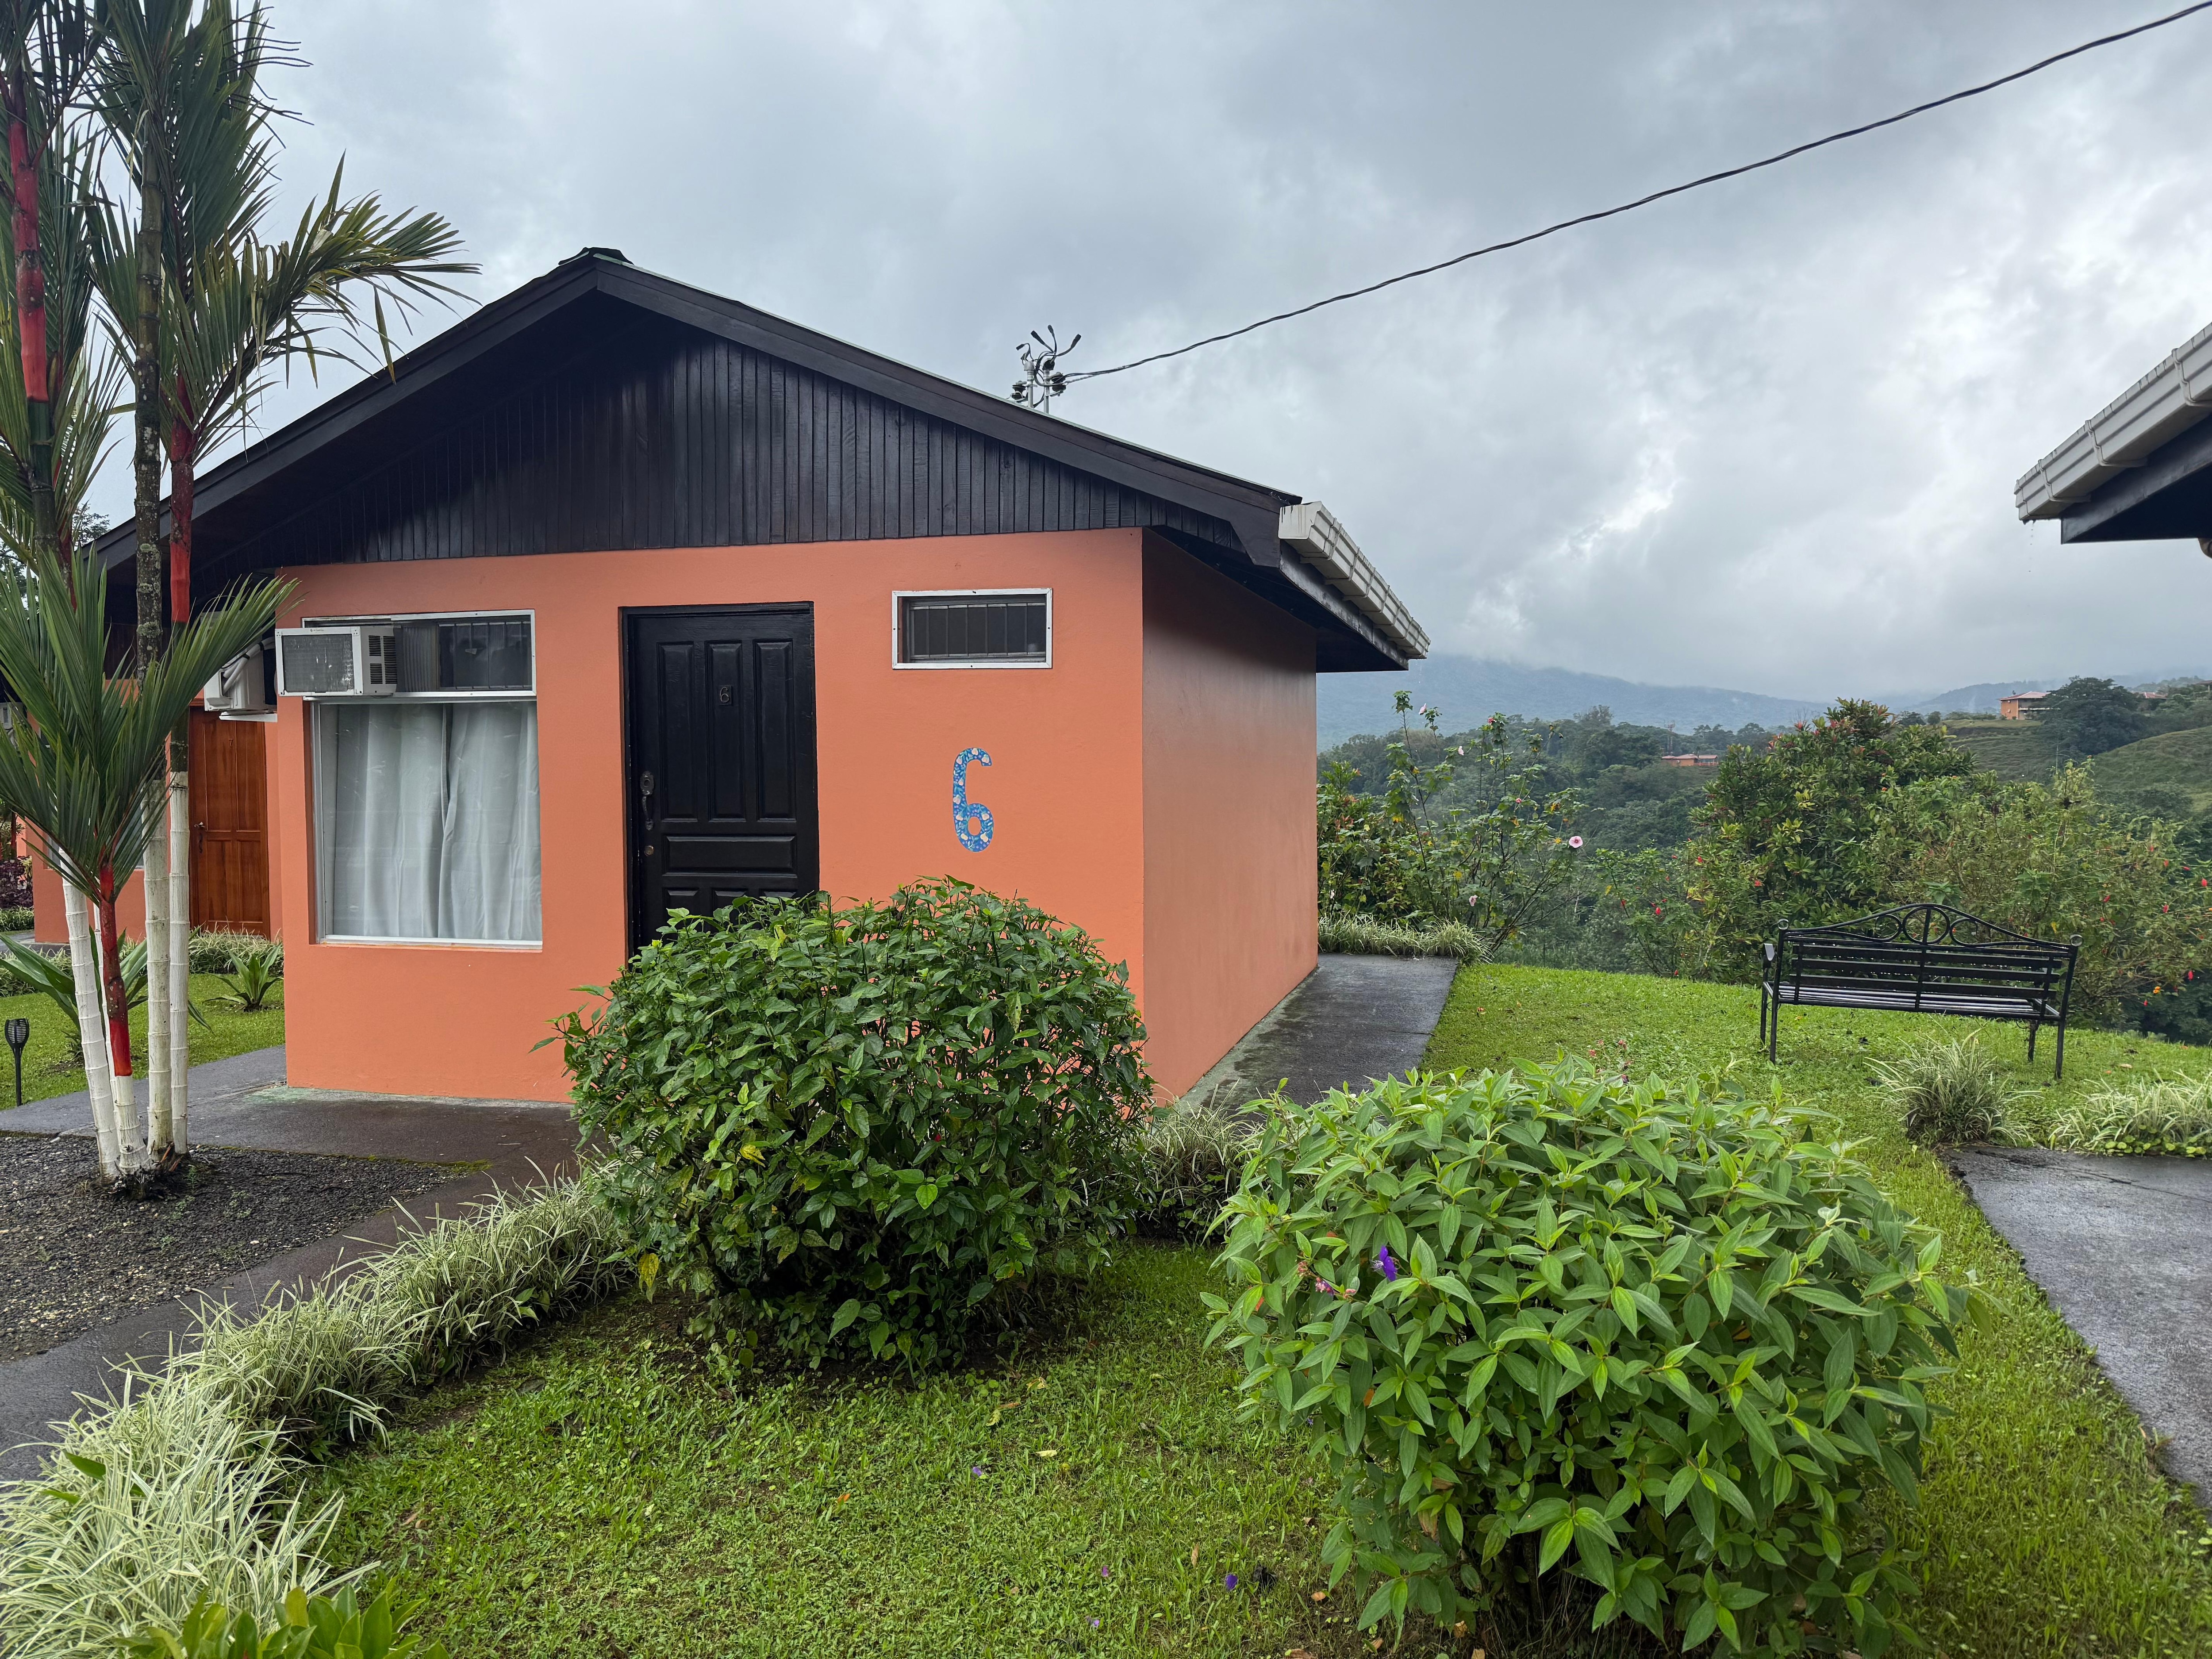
[896,591,1049,668]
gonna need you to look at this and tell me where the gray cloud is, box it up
[126,0,2212,699]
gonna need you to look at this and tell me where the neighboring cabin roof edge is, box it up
[2016,315,2212,522]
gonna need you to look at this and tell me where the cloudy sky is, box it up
[123,0,2212,701]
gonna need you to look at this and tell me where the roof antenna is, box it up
[1011,326,1079,414]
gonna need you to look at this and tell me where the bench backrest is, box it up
[1771,905,2078,1010]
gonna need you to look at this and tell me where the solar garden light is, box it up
[5,1017,26,1109]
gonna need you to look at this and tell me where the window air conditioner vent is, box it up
[275,626,399,697]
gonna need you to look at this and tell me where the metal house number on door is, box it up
[952,748,993,851]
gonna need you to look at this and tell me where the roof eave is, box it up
[2017,316,2212,522]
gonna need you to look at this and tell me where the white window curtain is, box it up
[315,702,542,943]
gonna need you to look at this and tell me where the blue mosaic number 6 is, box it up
[952,748,994,852]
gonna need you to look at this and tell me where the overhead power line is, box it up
[1060,2,2212,388]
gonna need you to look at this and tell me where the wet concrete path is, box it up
[0,1048,577,1480]
[1950,1144,2212,1506]
[1184,952,1462,1108]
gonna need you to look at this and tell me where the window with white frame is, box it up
[309,612,541,945]
[894,590,1050,667]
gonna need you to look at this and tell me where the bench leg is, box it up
[1759,989,1768,1048]
[2028,1021,2038,1064]
[2055,1021,2066,1081]
[1769,998,1781,1064]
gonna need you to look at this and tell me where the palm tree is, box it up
[90,0,470,1152]
[0,544,276,1181]
[0,0,98,566]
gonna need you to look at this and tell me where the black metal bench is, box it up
[1761,904,2080,1076]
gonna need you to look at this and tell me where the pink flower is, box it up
[1568,836,1583,849]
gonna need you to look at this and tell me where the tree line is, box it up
[1320,694,2212,1042]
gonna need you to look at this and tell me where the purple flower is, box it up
[1377,1245,1398,1283]
[1315,1279,1333,1298]
[1225,1573,1238,1589]
[971,1466,985,1476]
[1091,1619,1100,1628]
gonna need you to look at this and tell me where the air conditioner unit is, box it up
[275,626,399,697]
[203,643,272,714]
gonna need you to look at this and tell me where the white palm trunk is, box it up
[62,879,125,1181]
[168,769,191,1149]
[144,813,173,1156]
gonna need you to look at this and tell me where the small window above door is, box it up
[893,590,1051,669]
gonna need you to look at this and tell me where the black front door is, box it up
[624,605,819,950]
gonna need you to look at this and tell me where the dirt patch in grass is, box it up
[0,1133,459,1360]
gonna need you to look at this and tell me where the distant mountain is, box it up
[1319,657,2212,748]
[1880,668,2212,715]
[1317,657,1825,748]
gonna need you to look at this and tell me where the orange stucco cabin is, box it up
[78,250,1425,1103]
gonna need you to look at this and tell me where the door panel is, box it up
[188,711,271,935]
[625,606,818,951]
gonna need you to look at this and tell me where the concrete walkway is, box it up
[1950,1145,2212,1505]
[0,1047,578,1481]
[1185,952,1460,1108]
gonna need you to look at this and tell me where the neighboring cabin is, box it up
[47,249,1426,1102]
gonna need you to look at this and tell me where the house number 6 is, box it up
[952,748,993,852]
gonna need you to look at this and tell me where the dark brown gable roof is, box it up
[100,250,1409,670]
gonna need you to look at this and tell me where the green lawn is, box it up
[316,1251,1392,1659]
[1431,965,2212,1657]
[312,964,2212,1657]
[0,973,284,1112]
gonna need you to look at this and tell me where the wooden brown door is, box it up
[624,606,819,952]
[189,711,271,935]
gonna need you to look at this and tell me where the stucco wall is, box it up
[269,529,1151,1101]
[1139,534,1319,1098]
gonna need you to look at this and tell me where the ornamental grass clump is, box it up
[1206,1063,1974,1655]
[1874,1037,2021,1149]
[2048,1073,2212,1157]
[1131,1094,1259,1237]
[558,879,1151,1370]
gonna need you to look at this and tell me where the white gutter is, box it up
[1277,501,1430,661]
[2017,316,2212,521]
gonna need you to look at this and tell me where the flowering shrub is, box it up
[558,880,1149,1369]
[1206,1064,1972,1654]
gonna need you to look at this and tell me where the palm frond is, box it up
[0,545,282,896]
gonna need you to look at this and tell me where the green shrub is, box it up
[2048,1074,2212,1157]
[559,880,1151,1370]
[0,904,32,932]
[1875,1038,2020,1148]
[1206,1064,1971,1654]
[123,1586,446,1659]
[219,940,284,1013]
[1318,911,1486,960]
[188,930,276,975]
[1130,1095,1257,1236]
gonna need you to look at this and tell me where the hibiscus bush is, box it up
[558,879,1149,1369]
[1206,1064,1974,1654]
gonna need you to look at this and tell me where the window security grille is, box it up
[898,593,1048,665]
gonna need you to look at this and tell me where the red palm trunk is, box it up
[97,864,131,1079]
[169,393,196,622]
[5,66,53,561]
[9,114,42,400]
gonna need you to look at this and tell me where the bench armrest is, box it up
[1763,940,1777,962]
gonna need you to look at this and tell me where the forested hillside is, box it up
[1317,682,2212,1041]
